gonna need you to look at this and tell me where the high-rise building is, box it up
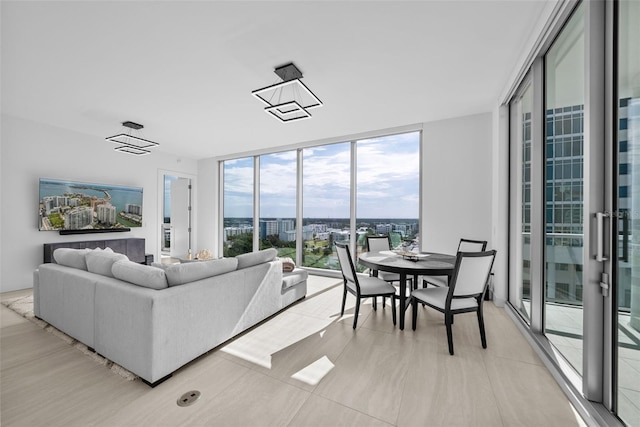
[375,223,392,234]
[97,203,116,225]
[42,195,70,214]
[126,204,142,215]
[279,229,296,242]
[64,206,93,229]
[278,219,294,233]
[520,102,632,307]
[223,225,253,242]
[259,220,279,239]
[306,223,327,234]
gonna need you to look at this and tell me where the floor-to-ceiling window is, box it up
[220,129,421,272]
[259,151,297,258]
[302,142,351,271]
[355,132,420,257]
[223,157,254,257]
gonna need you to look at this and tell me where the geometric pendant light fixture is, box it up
[105,121,159,155]
[252,63,323,123]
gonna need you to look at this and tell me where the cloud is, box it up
[223,132,420,218]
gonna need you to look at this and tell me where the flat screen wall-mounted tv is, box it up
[39,178,143,234]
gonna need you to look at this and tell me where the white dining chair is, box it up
[411,250,496,355]
[336,241,397,329]
[422,238,487,288]
[365,235,412,309]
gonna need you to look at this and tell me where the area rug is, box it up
[1,294,138,381]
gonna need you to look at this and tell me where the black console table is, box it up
[44,238,147,264]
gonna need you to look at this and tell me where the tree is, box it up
[224,232,253,257]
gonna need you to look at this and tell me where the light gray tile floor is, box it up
[1,277,589,427]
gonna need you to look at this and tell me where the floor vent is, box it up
[177,390,201,407]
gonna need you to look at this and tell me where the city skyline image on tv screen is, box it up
[38,178,143,231]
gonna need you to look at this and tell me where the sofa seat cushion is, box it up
[165,257,239,286]
[86,250,129,277]
[282,268,308,291]
[236,248,277,270]
[112,260,168,290]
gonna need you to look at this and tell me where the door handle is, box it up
[595,212,609,262]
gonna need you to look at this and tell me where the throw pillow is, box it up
[112,260,168,290]
[236,248,277,270]
[53,248,88,270]
[278,257,296,272]
[86,250,128,277]
[164,257,239,287]
[151,262,169,270]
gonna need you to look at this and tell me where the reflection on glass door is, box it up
[509,82,533,324]
[616,1,640,424]
[543,3,585,375]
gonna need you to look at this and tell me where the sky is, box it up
[223,131,420,219]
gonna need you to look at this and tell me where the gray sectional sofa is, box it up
[33,247,307,386]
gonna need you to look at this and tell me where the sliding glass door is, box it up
[508,1,640,423]
[543,3,585,375]
[615,0,640,423]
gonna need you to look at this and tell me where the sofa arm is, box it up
[93,267,263,384]
[94,277,159,382]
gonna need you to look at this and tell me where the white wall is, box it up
[196,157,219,257]
[421,112,494,254]
[0,114,198,293]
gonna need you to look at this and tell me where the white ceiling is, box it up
[1,1,554,160]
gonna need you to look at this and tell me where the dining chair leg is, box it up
[372,297,377,311]
[353,298,361,329]
[382,296,386,308]
[411,297,418,331]
[340,285,347,317]
[391,295,397,326]
[477,304,487,349]
[445,313,454,355]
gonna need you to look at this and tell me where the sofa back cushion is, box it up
[112,260,168,290]
[86,250,129,277]
[53,248,89,270]
[164,257,239,287]
[236,248,277,270]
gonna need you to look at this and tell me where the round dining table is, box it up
[358,250,456,330]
